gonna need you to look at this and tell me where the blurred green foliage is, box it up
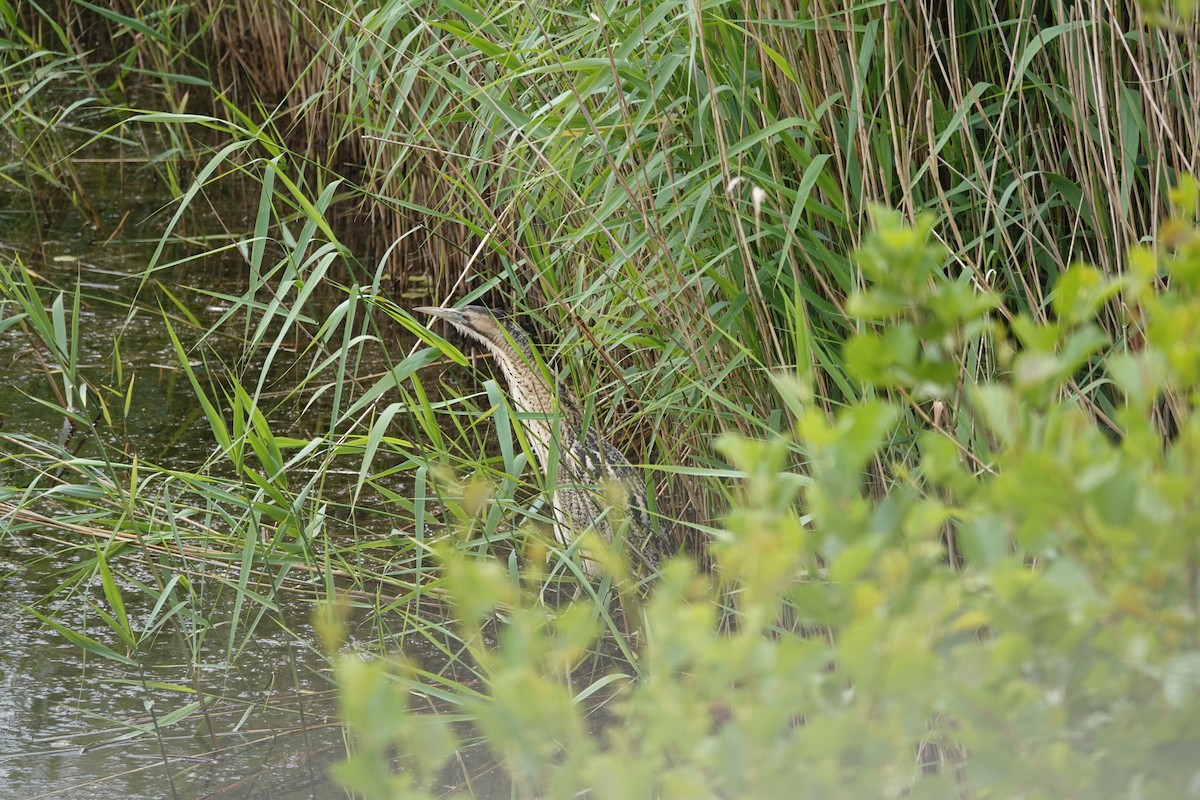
[331,192,1200,798]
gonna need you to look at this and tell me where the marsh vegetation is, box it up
[3,1,1200,797]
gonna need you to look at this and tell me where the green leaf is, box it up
[25,607,137,666]
[1052,263,1121,325]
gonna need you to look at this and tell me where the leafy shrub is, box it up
[328,183,1200,799]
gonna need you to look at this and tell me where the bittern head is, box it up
[415,305,535,365]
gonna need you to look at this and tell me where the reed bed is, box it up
[3,1,1200,796]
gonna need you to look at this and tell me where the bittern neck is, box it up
[492,346,568,417]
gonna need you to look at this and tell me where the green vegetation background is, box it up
[3,0,1200,797]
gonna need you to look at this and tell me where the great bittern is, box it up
[416,305,667,577]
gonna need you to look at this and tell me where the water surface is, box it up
[0,92,452,799]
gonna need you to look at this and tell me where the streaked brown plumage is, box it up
[416,305,666,576]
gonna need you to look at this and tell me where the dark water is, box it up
[0,96,441,799]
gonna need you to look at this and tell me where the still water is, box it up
[0,98,451,798]
[0,538,345,799]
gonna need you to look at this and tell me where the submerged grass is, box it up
[2,0,1200,796]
